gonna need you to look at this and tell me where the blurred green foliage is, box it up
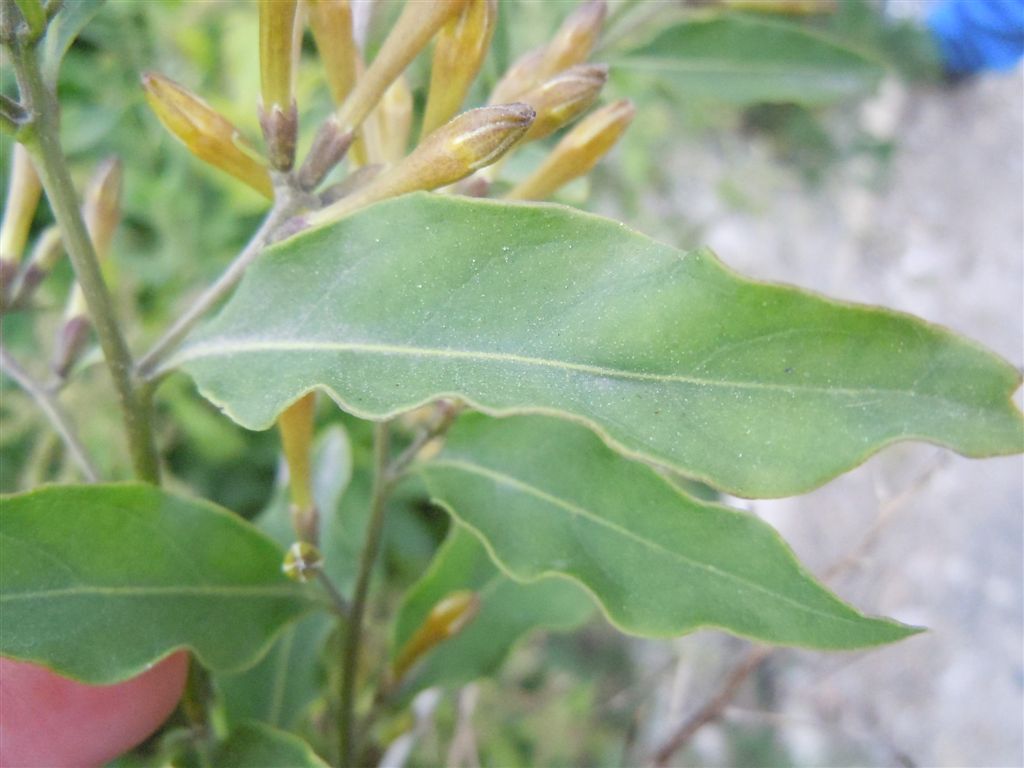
[0,1,943,765]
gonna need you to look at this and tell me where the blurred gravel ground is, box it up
[631,68,1023,768]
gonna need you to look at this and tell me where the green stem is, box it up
[10,40,160,483]
[338,420,391,768]
[135,195,303,380]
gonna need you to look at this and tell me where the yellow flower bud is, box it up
[335,0,466,132]
[308,0,359,105]
[487,0,605,107]
[421,0,498,137]
[308,103,534,227]
[520,63,608,143]
[259,0,299,111]
[538,0,606,81]
[368,75,413,166]
[82,156,122,263]
[488,45,545,105]
[507,98,634,201]
[259,0,301,170]
[392,591,480,682]
[278,391,318,542]
[0,143,42,277]
[142,72,273,199]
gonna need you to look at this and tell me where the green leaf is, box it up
[215,722,328,768]
[41,0,106,87]
[613,14,885,106]
[0,484,315,683]
[216,611,333,729]
[174,194,1023,498]
[417,414,919,649]
[394,525,594,691]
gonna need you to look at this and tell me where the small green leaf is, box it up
[215,722,329,768]
[417,415,919,649]
[614,14,884,106]
[216,612,334,730]
[41,0,106,87]
[0,484,315,683]
[174,194,1023,498]
[394,525,594,691]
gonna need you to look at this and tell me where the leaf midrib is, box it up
[0,584,302,602]
[174,338,943,402]
[428,458,864,627]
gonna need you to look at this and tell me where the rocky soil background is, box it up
[614,62,1023,768]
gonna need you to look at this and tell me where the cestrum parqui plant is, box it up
[0,0,1021,766]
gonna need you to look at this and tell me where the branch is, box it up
[648,459,945,766]
[0,346,99,482]
[135,194,304,379]
[10,41,160,483]
[650,647,771,767]
[338,420,391,768]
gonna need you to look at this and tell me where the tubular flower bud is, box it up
[507,98,634,201]
[11,225,62,305]
[52,282,90,380]
[520,63,608,143]
[0,144,42,296]
[391,591,480,682]
[278,391,319,544]
[259,0,299,110]
[538,0,606,81]
[421,0,498,137]
[371,75,414,165]
[335,0,466,132]
[142,72,273,199]
[307,103,534,227]
[308,0,359,105]
[487,45,545,105]
[82,157,122,263]
[259,0,300,170]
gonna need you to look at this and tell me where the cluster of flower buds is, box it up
[137,0,631,216]
[0,143,129,381]
[133,0,634,560]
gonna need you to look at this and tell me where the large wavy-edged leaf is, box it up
[613,14,884,106]
[0,484,315,683]
[172,194,1023,498]
[394,525,594,691]
[417,414,917,649]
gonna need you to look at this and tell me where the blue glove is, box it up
[928,0,1024,75]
